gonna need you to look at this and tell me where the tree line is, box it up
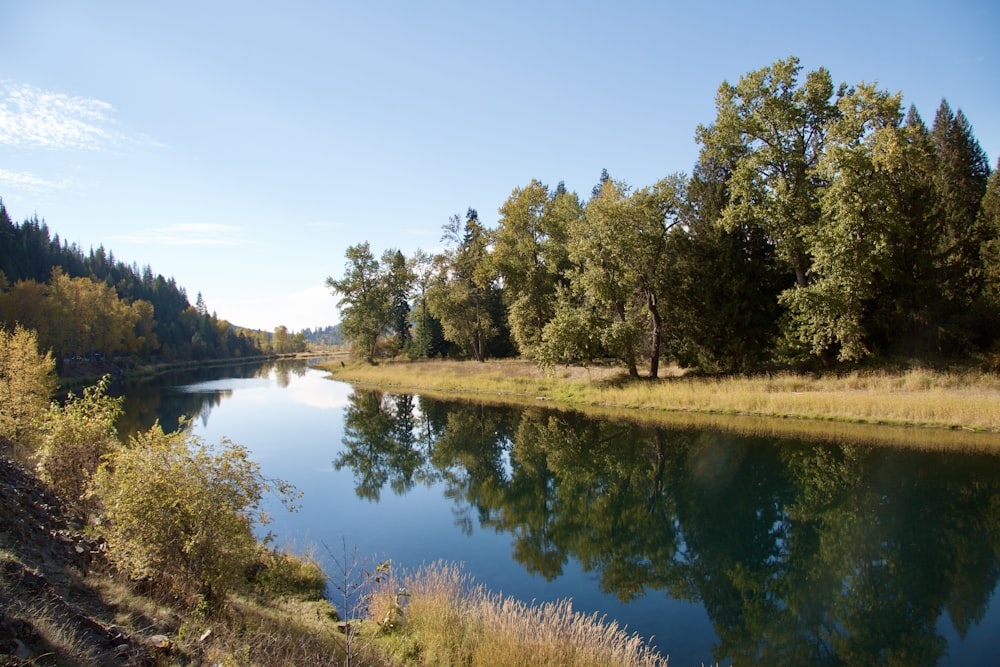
[328,57,1000,374]
[0,204,306,369]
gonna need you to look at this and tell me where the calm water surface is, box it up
[121,359,1000,666]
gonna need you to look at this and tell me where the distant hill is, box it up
[300,324,342,347]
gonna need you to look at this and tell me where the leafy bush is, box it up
[254,549,328,601]
[36,376,121,507]
[0,324,56,448]
[91,421,300,604]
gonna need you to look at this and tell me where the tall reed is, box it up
[372,561,669,667]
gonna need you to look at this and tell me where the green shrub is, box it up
[36,376,121,507]
[91,421,299,605]
[255,549,328,601]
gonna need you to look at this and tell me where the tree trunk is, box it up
[793,247,809,288]
[646,290,662,379]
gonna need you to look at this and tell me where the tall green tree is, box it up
[929,101,993,350]
[548,177,683,377]
[383,249,413,354]
[491,180,578,357]
[781,83,912,361]
[427,209,501,362]
[696,56,841,289]
[565,179,644,376]
[662,157,785,372]
[407,249,449,359]
[859,106,946,356]
[977,161,1000,352]
[326,242,390,363]
[932,101,992,299]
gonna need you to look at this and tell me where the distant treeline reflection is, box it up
[336,388,1000,666]
[117,358,311,437]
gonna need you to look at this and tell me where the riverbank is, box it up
[1,449,670,666]
[319,358,1000,449]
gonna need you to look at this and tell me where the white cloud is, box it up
[111,223,246,246]
[0,168,68,191]
[0,80,159,151]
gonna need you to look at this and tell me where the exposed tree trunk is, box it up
[646,289,662,379]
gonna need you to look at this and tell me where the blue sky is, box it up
[1,1,997,331]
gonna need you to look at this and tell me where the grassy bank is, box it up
[369,562,668,667]
[319,358,1000,449]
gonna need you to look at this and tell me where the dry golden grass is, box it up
[371,561,668,667]
[320,359,1000,450]
[89,550,356,667]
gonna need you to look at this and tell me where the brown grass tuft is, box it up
[372,561,668,667]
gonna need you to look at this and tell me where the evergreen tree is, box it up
[662,157,785,372]
[195,291,209,316]
[974,161,1000,353]
[931,101,992,307]
[427,209,501,362]
[383,249,413,353]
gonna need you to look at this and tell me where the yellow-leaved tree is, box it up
[0,324,56,449]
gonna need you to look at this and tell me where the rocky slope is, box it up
[0,452,155,666]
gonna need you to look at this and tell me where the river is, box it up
[120,358,1000,666]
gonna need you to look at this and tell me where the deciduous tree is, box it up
[781,84,909,361]
[326,243,390,363]
[0,324,56,447]
[696,56,841,289]
[492,180,578,358]
[550,177,683,377]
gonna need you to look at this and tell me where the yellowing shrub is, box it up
[36,377,121,507]
[91,421,299,604]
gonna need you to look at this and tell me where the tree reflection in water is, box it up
[117,358,311,437]
[335,389,1000,666]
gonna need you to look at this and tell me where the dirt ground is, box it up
[0,451,157,665]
